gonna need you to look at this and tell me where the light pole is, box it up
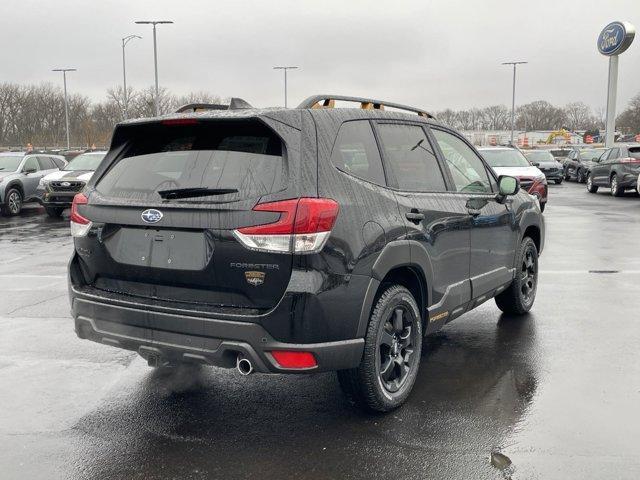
[273,66,298,107]
[121,34,142,119]
[502,61,527,146]
[135,20,173,116]
[52,68,76,149]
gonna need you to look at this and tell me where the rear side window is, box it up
[377,123,446,192]
[629,147,640,159]
[330,121,385,185]
[96,121,285,202]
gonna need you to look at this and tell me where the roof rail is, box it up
[174,97,253,113]
[297,94,435,119]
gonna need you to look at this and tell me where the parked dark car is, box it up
[477,146,548,212]
[523,150,564,184]
[36,151,107,217]
[587,144,640,196]
[0,152,66,215]
[68,95,544,412]
[563,148,608,183]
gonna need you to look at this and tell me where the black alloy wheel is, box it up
[377,306,418,394]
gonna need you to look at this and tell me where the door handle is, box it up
[405,209,425,224]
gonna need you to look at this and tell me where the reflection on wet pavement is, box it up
[1,182,640,479]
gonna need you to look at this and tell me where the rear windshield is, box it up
[96,121,284,203]
[629,147,640,159]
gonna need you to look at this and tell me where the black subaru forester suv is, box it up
[69,95,544,412]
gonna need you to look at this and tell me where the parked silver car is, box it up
[0,152,66,215]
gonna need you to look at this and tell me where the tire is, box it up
[610,174,624,197]
[1,188,23,216]
[554,178,563,185]
[495,237,538,315]
[45,206,64,218]
[576,169,585,183]
[337,284,422,412]
[539,202,546,212]
[586,173,598,193]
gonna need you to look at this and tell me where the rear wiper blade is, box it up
[157,187,238,199]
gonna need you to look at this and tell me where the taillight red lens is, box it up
[620,157,640,164]
[70,193,89,225]
[238,199,299,235]
[234,198,339,254]
[237,198,339,235]
[270,350,317,369]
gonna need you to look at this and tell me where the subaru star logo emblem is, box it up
[141,209,163,224]
[60,181,71,187]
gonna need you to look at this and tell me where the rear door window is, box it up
[628,147,640,159]
[330,120,386,185]
[96,121,285,203]
[376,123,446,192]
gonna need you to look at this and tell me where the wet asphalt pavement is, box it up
[1,182,639,480]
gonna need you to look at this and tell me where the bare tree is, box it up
[617,92,640,135]
[516,101,566,131]
[563,102,594,131]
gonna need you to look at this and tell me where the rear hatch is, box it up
[74,118,297,311]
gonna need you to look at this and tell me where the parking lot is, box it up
[0,181,639,479]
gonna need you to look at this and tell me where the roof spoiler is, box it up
[297,94,435,119]
[175,97,253,113]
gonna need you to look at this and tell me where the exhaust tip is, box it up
[237,355,254,375]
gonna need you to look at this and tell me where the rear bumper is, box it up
[72,294,364,373]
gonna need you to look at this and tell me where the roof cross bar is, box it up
[298,94,435,119]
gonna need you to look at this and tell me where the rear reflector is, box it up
[70,193,92,237]
[270,350,317,369]
[233,198,339,254]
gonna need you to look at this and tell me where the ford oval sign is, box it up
[141,209,163,224]
[598,21,635,56]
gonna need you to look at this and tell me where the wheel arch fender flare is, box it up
[3,181,24,200]
[357,240,434,337]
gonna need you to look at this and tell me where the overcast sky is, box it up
[3,0,640,112]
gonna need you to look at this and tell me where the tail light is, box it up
[70,193,92,237]
[620,157,640,164]
[233,198,339,254]
[270,350,317,369]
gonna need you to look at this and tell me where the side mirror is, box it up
[531,161,540,167]
[497,175,519,202]
[23,167,37,174]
